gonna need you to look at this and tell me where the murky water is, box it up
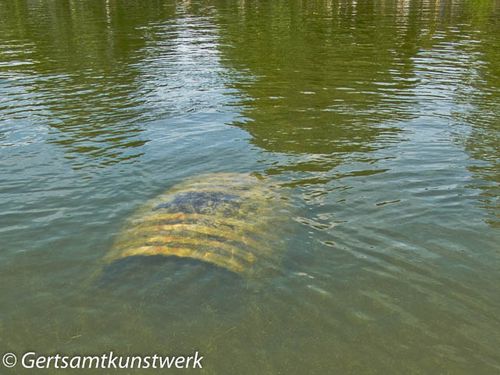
[1,0,499,373]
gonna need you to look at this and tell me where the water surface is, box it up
[0,0,499,374]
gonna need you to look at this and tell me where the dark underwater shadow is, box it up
[92,255,250,317]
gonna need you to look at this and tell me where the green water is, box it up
[0,0,499,373]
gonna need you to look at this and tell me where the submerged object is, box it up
[106,173,288,275]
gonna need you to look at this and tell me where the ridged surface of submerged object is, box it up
[106,173,287,275]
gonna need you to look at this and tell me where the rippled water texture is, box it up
[0,1,499,374]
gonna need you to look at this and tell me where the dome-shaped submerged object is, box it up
[106,173,289,275]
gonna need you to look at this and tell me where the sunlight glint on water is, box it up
[0,1,499,374]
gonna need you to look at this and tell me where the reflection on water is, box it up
[219,0,417,160]
[0,1,164,166]
[0,0,499,374]
[457,8,499,227]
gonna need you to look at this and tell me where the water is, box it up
[0,0,499,373]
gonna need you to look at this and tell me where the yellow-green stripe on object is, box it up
[107,173,286,275]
